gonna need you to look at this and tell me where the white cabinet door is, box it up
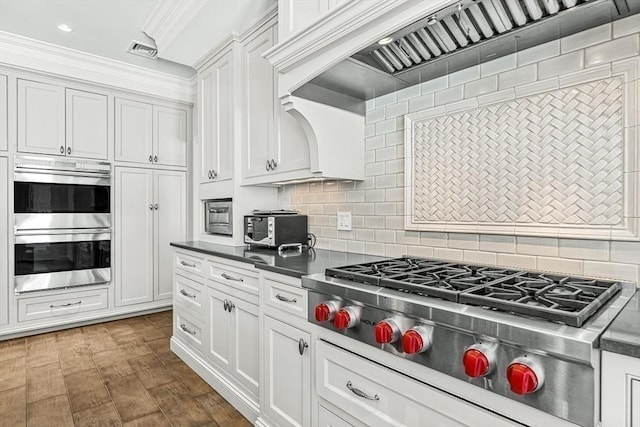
[65,89,108,159]
[115,167,154,306]
[17,79,65,156]
[207,287,233,372]
[153,170,186,300]
[199,49,233,183]
[0,75,7,151]
[0,157,7,325]
[153,106,187,167]
[263,316,311,427]
[115,98,154,164]
[242,25,275,179]
[232,298,260,399]
[601,350,640,427]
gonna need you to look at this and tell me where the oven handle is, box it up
[15,230,111,244]
[15,171,110,186]
[346,381,380,401]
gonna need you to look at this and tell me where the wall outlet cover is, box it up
[337,211,352,231]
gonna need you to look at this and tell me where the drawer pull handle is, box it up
[298,338,308,355]
[276,294,297,303]
[180,324,196,335]
[221,273,243,282]
[180,260,196,268]
[179,289,196,298]
[346,381,379,401]
[50,301,82,309]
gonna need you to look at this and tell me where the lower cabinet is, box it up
[317,405,354,427]
[115,167,186,306]
[601,350,640,427]
[262,315,311,427]
[0,157,7,326]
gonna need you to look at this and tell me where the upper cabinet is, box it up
[198,45,234,184]
[115,97,187,167]
[0,74,7,152]
[17,79,108,159]
[278,0,349,41]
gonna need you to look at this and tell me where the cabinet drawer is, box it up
[18,288,108,323]
[174,308,204,355]
[175,251,205,277]
[174,274,205,321]
[208,261,258,294]
[263,278,307,319]
[318,404,354,427]
[316,340,516,427]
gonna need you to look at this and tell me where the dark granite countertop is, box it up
[601,292,640,358]
[170,241,387,278]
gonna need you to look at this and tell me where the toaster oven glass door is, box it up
[245,216,269,243]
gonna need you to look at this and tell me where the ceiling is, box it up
[0,0,276,78]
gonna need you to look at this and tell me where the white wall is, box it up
[279,15,640,285]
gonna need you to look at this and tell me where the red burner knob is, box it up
[333,307,359,329]
[506,357,544,395]
[402,327,430,354]
[314,301,339,322]
[374,319,400,344]
[463,349,490,378]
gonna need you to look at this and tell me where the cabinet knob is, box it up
[298,338,308,355]
[149,204,153,210]
[154,203,158,210]
[67,146,71,155]
[154,155,158,163]
[60,146,64,154]
[149,155,153,163]
[272,159,278,169]
[266,160,270,171]
[212,169,218,179]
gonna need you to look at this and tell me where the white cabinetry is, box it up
[601,350,640,427]
[0,74,7,151]
[278,0,349,41]
[198,46,234,184]
[115,98,187,167]
[0,157,7,326]
[241,20,309,184]
[18,79,108,159]
[115,167,186,306]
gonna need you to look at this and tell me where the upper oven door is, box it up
[14,229,111,293]
[14,169,111,231]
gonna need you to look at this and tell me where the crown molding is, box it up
[0,31,195,103]
[142,0,207,53]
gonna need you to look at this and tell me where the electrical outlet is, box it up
[337,212,352,231]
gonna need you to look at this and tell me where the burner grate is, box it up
[325,258,453,285]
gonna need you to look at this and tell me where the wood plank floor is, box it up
[0,310,252,427]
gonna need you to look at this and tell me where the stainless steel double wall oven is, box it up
[13,156,112,293]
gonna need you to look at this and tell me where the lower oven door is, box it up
[14,230,111,293]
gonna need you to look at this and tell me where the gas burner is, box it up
[326,258,453,285]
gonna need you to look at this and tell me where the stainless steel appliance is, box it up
[204,198,232,236]
[13,156,112,293]
[244,211,307,248]
[14,229,111,293]
[14,156,111,231]
[303,257,636,427]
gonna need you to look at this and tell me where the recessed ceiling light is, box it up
[378,37,394,45]
[57,24,73,32]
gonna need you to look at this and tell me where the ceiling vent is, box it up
[127,41,158,59]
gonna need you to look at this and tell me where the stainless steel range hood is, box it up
[293,0,639,114]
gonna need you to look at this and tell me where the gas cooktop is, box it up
[326,257,621,327]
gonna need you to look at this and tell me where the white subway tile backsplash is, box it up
[420,232,447,247]
[610,241,640,264]
[397,85,421,101]
[375,92,397,108]
[365,124,375,137]
[375,229,396,243]
[347,190,365,203]
[396,230,421,245]
[585,34,640,67]
[517,40,560,66]
[352,215,364,228]
[480,54,516,77]
[322,227,337,239]
[479,235,516,253]
[385,101,409,118]
[375,118,397,135]
[421,76,448,94]
[315,238,331,250]
[366,99,375,111]
[356,228,374,241]
[449,66,480,86]
[558,64,611,88]
[538,51,584,80]
[434,248,464,261]
[583,261,638,282]
[561,24,611,53]
[464,76,498,98]
[385,244,408,257]
[323,204,338,215]
[366,107,385,124]
[435,86,464,106]
[445,98,479,114]
[365,189,385,202]
[613,14,640,39]
[385,216,404,230]
[375,146,396,162]
[537,257,583,275]
[354,203,374,216]
[385,131,404,147]
[514,77,559,98]
[385,188,403,202]
[365,135,384,150]
[407,245,435,258]
[477,88,516,107]
[375,175,396,189]
[448,233,480,250]
[463,250,497,265]
[385,159,404,174]
[330,191,347,203]
[330,239,347,252]
[347,240,365,254]
[365,162,385,177]
[517,237,559,256]
[365,242,385,256]
[498,64,537,90]
[375,202,396,216]
[365,216,385,229]
[497,253,537,269]
[559,239,610,261]
[408,93,435,113]
[364,150,375,163]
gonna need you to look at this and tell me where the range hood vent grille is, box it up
[127,41,158,59]
[368,0,584,73]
